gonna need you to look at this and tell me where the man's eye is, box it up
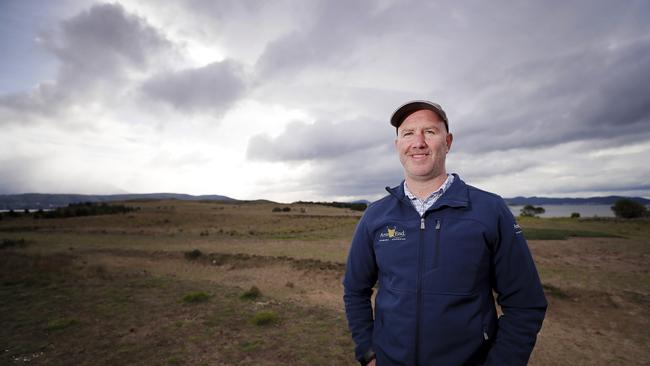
[402,132,413,137]
[425,130,435,135]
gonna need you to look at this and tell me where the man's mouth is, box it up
[410,153,429,159]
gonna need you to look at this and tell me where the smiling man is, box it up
[343,100,547,365]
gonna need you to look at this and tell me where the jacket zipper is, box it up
[415,217,441,364]
[415,215,425,365]
[433,219,441,269]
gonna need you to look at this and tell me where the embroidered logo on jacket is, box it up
[379,225,406,242]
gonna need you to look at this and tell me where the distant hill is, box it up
[504,196,650,206]
[1,193,648,210]
[0,193,238,210]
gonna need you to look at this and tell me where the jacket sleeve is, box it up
[342,214,378,362]
[486,199,548,366]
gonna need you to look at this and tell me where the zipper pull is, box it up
[435,219,441,230]
[420,217,425,229]
[483,330,489,341]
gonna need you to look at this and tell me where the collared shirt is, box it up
[404,174,455,216]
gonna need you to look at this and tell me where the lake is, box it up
[508,204,615,218]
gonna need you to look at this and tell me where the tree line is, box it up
[0,202,137,219]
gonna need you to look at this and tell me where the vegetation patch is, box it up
[0,250,356,365]
[184,249,203,260]
[182,291,211,304]
[46,317,80,331]
[241,340,262,352]
[0,238,28,249]
[542,284,570,299]
[611,199,648,219]
[272,206,292,212]
[251,311,278,326]
[295,201,367,211]
[34,202,137,219]
[240,286,261,300]
[524,228,618,240]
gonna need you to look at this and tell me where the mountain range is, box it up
[0,193,648,210]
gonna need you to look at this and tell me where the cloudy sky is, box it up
[1,0,649,202]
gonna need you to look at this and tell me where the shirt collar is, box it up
[404,174,455,201]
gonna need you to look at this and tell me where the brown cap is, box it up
[390,100,449,132]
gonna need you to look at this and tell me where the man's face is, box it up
[395,109,453,182]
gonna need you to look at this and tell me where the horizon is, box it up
[2,1,649,202]
[2,191,649,203]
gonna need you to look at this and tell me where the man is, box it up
[343,100,547,365]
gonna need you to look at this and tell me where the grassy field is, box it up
[1,200,648,365]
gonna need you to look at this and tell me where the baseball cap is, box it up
[390,100,449,132]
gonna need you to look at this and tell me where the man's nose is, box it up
[413,132,426,147]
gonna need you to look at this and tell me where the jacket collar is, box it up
[385,173,469,210]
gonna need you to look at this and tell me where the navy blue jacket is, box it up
[343,175,547,365]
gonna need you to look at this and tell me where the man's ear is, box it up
[446,133,453,152]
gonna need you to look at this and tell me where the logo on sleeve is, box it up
[379,225,407,242]
[514,223,523,234]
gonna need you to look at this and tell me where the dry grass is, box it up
[1,199,648,365]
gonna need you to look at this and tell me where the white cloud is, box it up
[2,0,649,200]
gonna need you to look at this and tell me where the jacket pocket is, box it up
[422,217,490,295]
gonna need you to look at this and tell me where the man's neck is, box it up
[405,173,449,200]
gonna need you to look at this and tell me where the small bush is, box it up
[272,207,282,212]
[282,207,291,212]
[41,202,135,219]
[46,318,79,331]
[240,286,261,300]
[241,340,261,352]
[542,284,569,299]
[611,199,647,219]
[251,311,278,326]
[520,205,545,217]
[184,249,203,260]
[570,212,580,218]
[0,238,27,249]
[182,291,211,304]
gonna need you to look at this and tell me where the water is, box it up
[508,204,615,218]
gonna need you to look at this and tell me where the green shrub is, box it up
[611,199,647,219]
[46,318,79,331]
[240,286,261,300]
[0,238,27,249]
[520,205,545,217]
[41,202,135,219]
[542,284,569,299]
[182,291,211,304]
[184,249,202,260]
[570,212,580,218]
[251,311,278,326]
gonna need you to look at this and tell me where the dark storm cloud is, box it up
[305,147,404,199]
[246,118,392,161]
[141,60,247,114]
[452,37,650,154]
[255,0,390,79]
[0,3,173,121]
[251,0,650,156]
[49,3,170,76]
